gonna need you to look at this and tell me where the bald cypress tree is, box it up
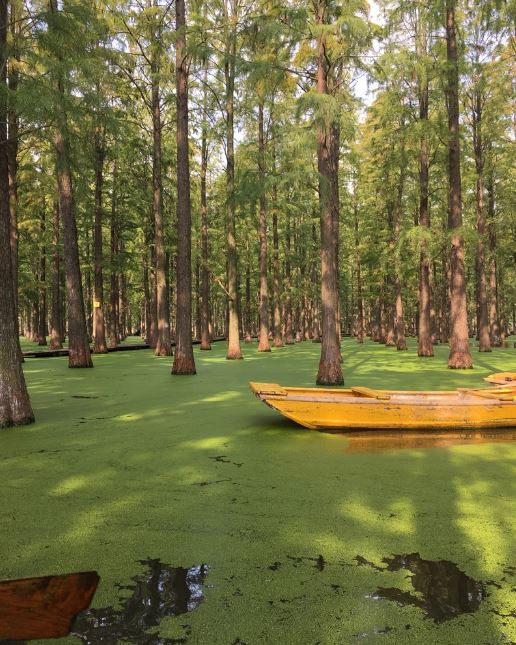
[172,0,196,375]
[0,0,33,428]
[445,0,473,369]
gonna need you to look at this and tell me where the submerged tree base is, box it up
[448,350,474,369]
[226,344,243,360]
[155,346,172,357]
[316,360,344,386]
[68,348,93,368]
[172,355,196,375]
[0,412,35,429]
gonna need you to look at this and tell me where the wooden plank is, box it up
[351,386,391,401]
[0,571,99,640]
[249,382,288,396]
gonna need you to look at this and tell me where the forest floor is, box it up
[2,338,515,644]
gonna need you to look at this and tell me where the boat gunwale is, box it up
[258,392,515,406]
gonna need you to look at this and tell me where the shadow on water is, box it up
[364,553,486,623]
[71,558,209,644]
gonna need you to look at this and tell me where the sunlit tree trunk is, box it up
[147,0,170,356]
[93,124,107,353]
[37,210,47,345]
[55,108,92,367]
[49,199,62,349]
[108,183,119,349]
[355,204,364,343]
[0,0,34,427]
[393,155,407,350]
[284,214,294,344]
[224,0,242,359]
[172,0,196,374]
[445,0,472,369]
[257,101,270,351]
[416,10,433,357]
[49,1,92,368]
[472,88,490,352]
[7,0,19,340]
[271,131,282,347]
[199,66,211,350]
[486,172,501,346]
[315,0,343,384]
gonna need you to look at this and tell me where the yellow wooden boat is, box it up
[484,372,516,385]
[249,380,516,430]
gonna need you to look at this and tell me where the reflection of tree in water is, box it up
[375,553,485,623]
[72,559,208,644]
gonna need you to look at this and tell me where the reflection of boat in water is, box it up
[249,380,516,430]
[340,429,516,453]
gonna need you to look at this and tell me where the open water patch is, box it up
[364,552,486,623]
[71,558,209,643]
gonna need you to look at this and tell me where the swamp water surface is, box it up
[71,559,209,644]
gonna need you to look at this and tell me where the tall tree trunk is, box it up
[393,154,407,350]
[271,131,282,347]
[118,247,127,340]
[7,0,19,338]
[417,80,433,356]
[331,122,341,348]
[108,188,119,349]
[257,101,270,351]
[315,1,343,384]
[311,223,321,342]
[486,172,501,346]
[93,125,107,353]
[354,204,364,343]
[172,0,196,375]
[0,0,34,427]
[49,1,92,368]
[151,1,170,357]
[445,0,472,369]
[37,210,47,345]
[49,199,62,349]
[224,1,242,359]
[244,254,252,342]
[199,65,211,350]
[54,111,92,366]
[143,249,151,343]
[472,89,491,352]
[284,216,294,344]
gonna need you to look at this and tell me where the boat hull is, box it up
[249,382,516,430]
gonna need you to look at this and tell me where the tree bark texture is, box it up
[224,2,242,359]
[172,0,196,375]
[315,1,343,385]
[49,199,62,349]
[93,125,107,353]
[55,110,92,367]
[0,0,34,427]
[199,66,211,350]
[257,101,270,351]
[472,89,491,352]
[417,74,434,356]
[445,0,473,368]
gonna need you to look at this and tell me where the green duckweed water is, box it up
[2,338,515,644]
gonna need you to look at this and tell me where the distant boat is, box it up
[249,379,516,430]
